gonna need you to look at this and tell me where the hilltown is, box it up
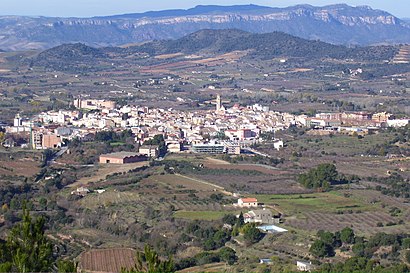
[3,95,409,154]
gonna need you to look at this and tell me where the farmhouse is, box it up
[237,198,258,207]
[99,152,147,164]
[71,187,90,197]
[244,208,276,224]
[297,260,313,272]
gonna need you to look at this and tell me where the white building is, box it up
[273,139,284,151]
[14,114,23,127]
[387,119,409,128]
[297,261,313,272]
[237,198,258,207]
[139,145,159,158]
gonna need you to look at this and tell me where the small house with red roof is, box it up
[237,197,258,208]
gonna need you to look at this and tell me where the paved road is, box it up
[48,146,68,165]
[242,147,273,158]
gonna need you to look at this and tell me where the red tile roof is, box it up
[240,198,258,203]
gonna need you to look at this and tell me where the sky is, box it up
[0,0,408,18]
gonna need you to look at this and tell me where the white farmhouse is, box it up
[237,198,258,208]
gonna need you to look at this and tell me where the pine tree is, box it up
[6,208,53,273]
[236,212,244,227]
[57,260,78,273]
[122,245,174,273]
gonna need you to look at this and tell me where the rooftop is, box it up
[100,152,142,159]
[139,145,159,149]
[240,198,258,203]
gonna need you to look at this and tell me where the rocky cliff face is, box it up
[0,4,409,50]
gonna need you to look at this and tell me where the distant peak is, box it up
[322,3,351,8]
[188,4,271,13]
[193,4,262,8]
[357,5,373,9]
[291,4,315,9]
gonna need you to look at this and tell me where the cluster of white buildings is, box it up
[4,96,291,151]
[2,96,409,151]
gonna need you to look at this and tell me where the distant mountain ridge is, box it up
[1,4,409,51]
[29,29,399,72]
[121,29,398,60]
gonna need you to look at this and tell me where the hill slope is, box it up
[125,29,398,61]
[28,29,399,73]
[32,43,106,71]
[0,4,409,50]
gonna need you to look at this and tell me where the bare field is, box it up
[0,159,40,177]
[155,53,184,59]
[193,173,308,195]
[293,156,394,177]
[204,163,288,176]
[203,157,231,165]
[71,162,149,188]
[79,190,141,209]
[143,174,221,192]
[177,262,227,273]
[140,50,246,73]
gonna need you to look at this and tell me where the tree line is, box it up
[310,227,410,273]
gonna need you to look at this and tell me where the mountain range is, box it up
[1,4,409,51]
[122,29,397,60]
[30,29,400,73]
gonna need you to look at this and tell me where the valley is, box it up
[0,13,409,273]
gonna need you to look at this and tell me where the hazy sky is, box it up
[1,0,409,18]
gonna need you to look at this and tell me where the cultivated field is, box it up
[254,189,410,236]
[79,248,136,273]
[286,211,406,235]
[256,192,373,214]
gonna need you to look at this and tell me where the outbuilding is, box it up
[99,152,147,164]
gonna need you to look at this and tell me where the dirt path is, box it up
[204,157,231,165]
